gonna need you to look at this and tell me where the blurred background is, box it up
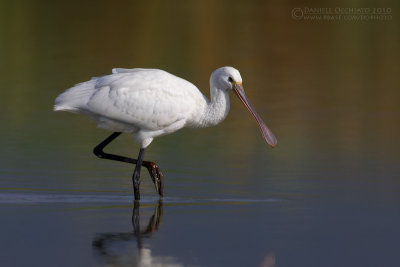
[0,0,399,266]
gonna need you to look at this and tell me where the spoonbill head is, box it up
[54,66,277,200]
[210,67,277,147]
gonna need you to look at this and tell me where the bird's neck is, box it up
[197,87,230,128]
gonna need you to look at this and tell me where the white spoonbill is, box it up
[54,66,277,200]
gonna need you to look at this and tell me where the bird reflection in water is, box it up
[93,201,276,266]
[259,252,276,267]
[92,201,183,266]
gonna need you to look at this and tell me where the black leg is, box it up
[132,148,145,200]
[93,132,137,164]
[93,132,164,197]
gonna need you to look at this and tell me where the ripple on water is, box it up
[0,192,280,205]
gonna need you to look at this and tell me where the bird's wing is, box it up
[112,68,146,74]
[85,69,202,131]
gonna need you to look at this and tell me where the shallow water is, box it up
[1,0,400,266]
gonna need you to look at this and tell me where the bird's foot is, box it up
[146,163,164,197]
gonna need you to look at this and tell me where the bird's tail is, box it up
[54,79,97,112]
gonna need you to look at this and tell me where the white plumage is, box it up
[54,66,276,199]
[55,68,205,147]
[55,67,277,148]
